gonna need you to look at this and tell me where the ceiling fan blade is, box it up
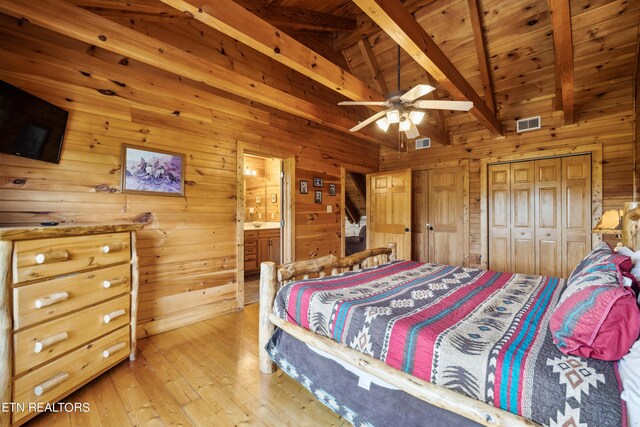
[412,100,473,111]
[338,101,390,106]
[349,110,388,132]
[401,84,435,102]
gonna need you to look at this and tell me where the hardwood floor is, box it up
[244,273,260,305]
[24,304,346,426]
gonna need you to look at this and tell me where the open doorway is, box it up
[344,171,367,256]
[242,154,283,305]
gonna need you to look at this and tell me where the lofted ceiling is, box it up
[3,0,639,149]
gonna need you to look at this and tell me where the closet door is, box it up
[488,164,511,272]
[411,171,429,262]
[428,167,464,265]
[535,158,562,277]
[562,155,591,277]
[510,162,536,275]
[367,169,412,260]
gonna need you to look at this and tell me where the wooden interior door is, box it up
[488,164,511,272]
[510,162,535,275]
[428,167,464,265]
[535,158,562,277]
[411,170,428,262]
[562,155,591,277]
[367,169,412,260]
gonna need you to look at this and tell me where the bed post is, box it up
[259,261,277,374]
[622,202,640,251]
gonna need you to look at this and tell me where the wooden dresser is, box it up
[0,223,144,426]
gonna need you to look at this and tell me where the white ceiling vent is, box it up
[415,137,431,149]
[516,116,541,132]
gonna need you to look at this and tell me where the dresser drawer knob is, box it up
[34,332,69,354]
[103,309,126,324]
[103,277,128,289]
[102,242,124,254]
[35,291,69,309]
[34,372,69,397]
[34,250,69,265]
[102,342,127,358]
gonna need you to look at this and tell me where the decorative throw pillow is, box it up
[550,244,640,361]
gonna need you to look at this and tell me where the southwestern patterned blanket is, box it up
[273,260,625,426]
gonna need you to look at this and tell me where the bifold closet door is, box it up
[562,155,591,277]
[488,155,591,277]
[488,164,511,272]
[511,161,536,275]
[535,158,562,277]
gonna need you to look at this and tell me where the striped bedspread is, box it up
[273,260,625,426]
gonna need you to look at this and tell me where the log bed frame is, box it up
[257,202,640,427]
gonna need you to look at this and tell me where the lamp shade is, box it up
[387,109,400,124]
[409,110,426,125]
[376,116,390,132]
[592,209,623,234]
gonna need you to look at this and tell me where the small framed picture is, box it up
[314,190,322,203]
[271,194,277,203]
[256,195,261,204]
[328,184,336,196]
[300,180,308,194]
[313,177,323,187]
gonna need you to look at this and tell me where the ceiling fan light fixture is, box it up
[404,123,420,139]
[376,116,390,132]
[387,109,400,124]
[409,110,426,125]
[399,116,412,131]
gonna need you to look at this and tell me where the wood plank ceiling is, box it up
[44,0,638,150]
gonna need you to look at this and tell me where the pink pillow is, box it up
[550,249,640,361]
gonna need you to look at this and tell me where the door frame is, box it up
[479,143,603,269]
[236,142,295,308]
[340,163,377,258]
[411,160,470,266]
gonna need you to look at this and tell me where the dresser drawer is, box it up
[13,264,131,330]
[14,233,131,283]
[12,326,130,425]
[245,231,258,239]
[245,245,257,255]
[14,294,130,375]
[258,229,280,239]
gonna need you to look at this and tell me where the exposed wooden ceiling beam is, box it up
[344,195,361,224]
[467,0,496,114]
[352,0,504,137]
[348,172,367,201]
[0,0,391,147]
[288,31,350,71]
[234,1,357,33]
[161,0,383,104]
[358,38,389,95]
[548,0,575,125]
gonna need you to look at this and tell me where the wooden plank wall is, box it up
[0,15,379,336]
[380,0,638,266]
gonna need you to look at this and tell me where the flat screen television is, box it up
[0,80,69,163]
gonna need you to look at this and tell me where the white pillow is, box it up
[619,339,640,426]
[615,245,640,281]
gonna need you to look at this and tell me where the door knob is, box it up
[427,224,434,231]
[404,227,411,232]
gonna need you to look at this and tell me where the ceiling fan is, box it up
[339,46,473,139]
